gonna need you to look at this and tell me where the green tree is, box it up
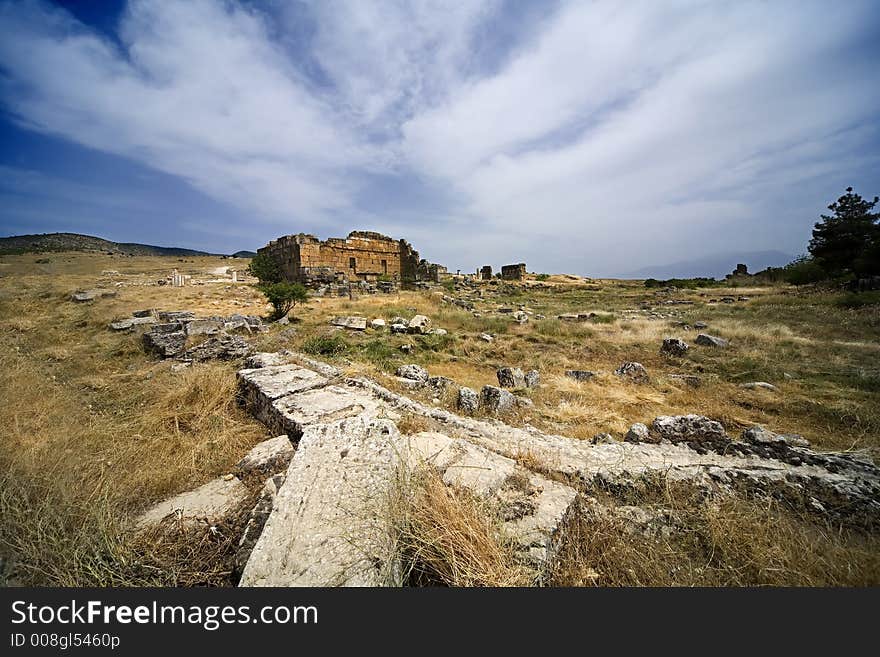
[808,187,879,277]
[246,253,282,284]
[782,255,825,286]
[260,282,308,320]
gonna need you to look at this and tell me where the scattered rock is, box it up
[624,423,653,443]
[407,315,432,334]
[390,323,408,334]
[524,370,540,388]
[427,376,455,394]
[142,329,187,358]
[184,334,251,361]
[330,316,367,331]
[235,435,295,474]
[614,362,649,383]
[134,476,249,531]
[480,385,515,414]
[740,382,778,391]
[457,387,479,413]
[497,367,526,388]
[399,344,413,353]
[741,426,810,448]
[564,370,597,382]
[660,338,689,357]
[590,433,616,445]
[669,374,702,387]
[693,322,708,329]
[479,333,494,343]
[512,311,529,324]
[428,328,448,336]
[651,415,727,445]
[132,309,154,318]
[695,333,729,348]
[396,364,429,384]
[370,318,386,330]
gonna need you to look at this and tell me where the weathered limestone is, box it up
[109,316,156,331]
[244,352,293,369]
[651,415,727,445]
[497,367,526,389]
[183,334,251,361]
[237,364,329,430]
[524,370,540,388]
[186,318,225,336]
[695,333,729,348]
[624,423,652,443]
[235,435,295,475]
[660,338,689,357]
[396,364,429,384]
[331,316,368,331]
[405,432,579,565]
[233,353,880,588]
[407,315,431,334]
[740,382,778,391]
[134,476,249,531]
[239,417,401,586]
[480,385,515,413]
[565,370,597,382]
[457,387,479,413]
[370,318,386,329]
[142,329,187,358]
[615,362,649,383]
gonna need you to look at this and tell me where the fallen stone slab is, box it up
[184,334,251,361]
[695,333,729,348]
[614,362,649,383]
[235,435,295,475]
[406,432,579,567]
[134,476,249,531]
[239,417,400,586]
[740,381,778,391]
[564,370,597,382]
[269,385,385,438]
[109,316,156,331]
[331,316,367,331]
[660,338,689,357]
[651,415,727,446]
[158,311,196,322]
[244,351,293,369]
[238,364,329,429]
[186,318,225,336]
[407,315,431,334]
[396,364,429,384]
[142,329,187,358]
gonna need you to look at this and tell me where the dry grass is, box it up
[0,253,269,585]
[387,467,533,587]
[550,484,880,587]
[2,251,879,586]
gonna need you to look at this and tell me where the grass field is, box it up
[1,252,878,586]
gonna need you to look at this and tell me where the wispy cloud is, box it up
[0,0,877,274]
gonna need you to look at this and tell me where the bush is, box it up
[644,277,716,289]
[783,257,825,286]
[535,273,550,281]
[835,291,880,309]
[302,335,350,357]
[246,253,282,284]
[259,282,308,320]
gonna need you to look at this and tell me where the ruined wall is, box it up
[501,263,526,280]
[259,231,438,286]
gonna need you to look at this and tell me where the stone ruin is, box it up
[133,351,880,587]
[258,231,446,290]
[480,265,493,280]
[501,263,527,281]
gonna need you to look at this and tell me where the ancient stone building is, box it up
[480,265,493,280]
[258,231,442,286]
[501,263,526,280]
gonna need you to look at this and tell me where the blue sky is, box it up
[0,0,878,276]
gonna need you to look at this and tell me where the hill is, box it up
[0,232,219,257]
[625,250,794,279]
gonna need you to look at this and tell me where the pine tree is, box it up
[808,187,879,277]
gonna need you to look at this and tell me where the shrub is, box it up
[535,273,550,281]
[259,282,308,320]
[246,253,282,284]
[302,335,350,357]
[783,256,825,286]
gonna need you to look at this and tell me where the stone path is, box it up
[232,351,880,586]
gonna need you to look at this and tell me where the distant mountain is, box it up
[0,232,221,257]
[626,250,795,280]
[231,250,257,258]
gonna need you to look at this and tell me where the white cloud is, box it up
[0,0,877,274]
